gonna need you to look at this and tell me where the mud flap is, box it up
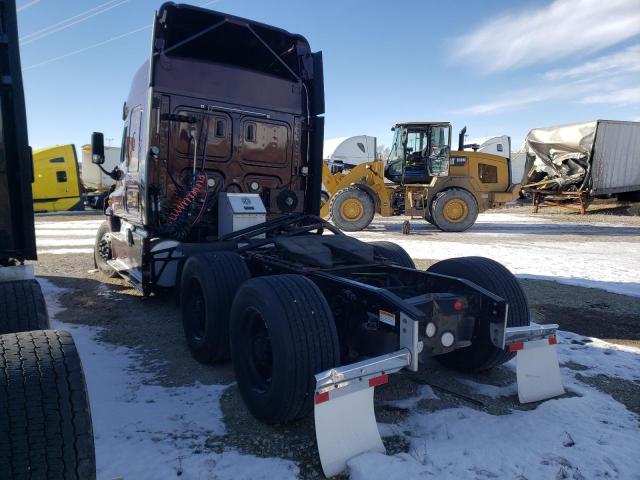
[313,350,411,477]
[315,387,385,477]
[512,337,565,403]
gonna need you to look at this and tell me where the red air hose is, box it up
[167,172,207,224]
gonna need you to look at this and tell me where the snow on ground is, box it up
[35,213,640,297]
[349,212,640,297]
[349,333,640,480]
[34,214,640,479]
[39,279,299,480]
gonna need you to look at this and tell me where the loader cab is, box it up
[385,122,451,184]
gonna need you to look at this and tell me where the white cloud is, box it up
[454,75,640,116]
[545,44,640,80]
[454,81,596,115]
[581,87,640,106]
[453,0,640,72]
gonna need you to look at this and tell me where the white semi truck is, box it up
[81,144,121,209]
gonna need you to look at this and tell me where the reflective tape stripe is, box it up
[315,391,330,405]
[368,374,388,388]
[509,342,524,352]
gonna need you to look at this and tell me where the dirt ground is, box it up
[32,208,640,478]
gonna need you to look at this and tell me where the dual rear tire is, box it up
[180,254,340,424]
[180,248,529,422]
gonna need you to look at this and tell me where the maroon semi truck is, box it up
[91,3,564,476]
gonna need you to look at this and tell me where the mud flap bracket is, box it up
[314,349,411,477]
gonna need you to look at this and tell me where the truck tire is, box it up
[230,275,340,424]
[369,241,415,269]
[427,257,529,371]
[0,330,96,480]
[94,221,119,278]
[0,280,49,335]
[329,186,375,232]
[431,188,478,232]
[180,252,250,364]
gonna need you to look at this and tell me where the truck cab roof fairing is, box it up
[154,3,313,83]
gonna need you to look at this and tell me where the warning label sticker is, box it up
[379,310,396,327]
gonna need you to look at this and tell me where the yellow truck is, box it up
[31,143,121,212]
[31,144,82,212]
[321,123,520,231]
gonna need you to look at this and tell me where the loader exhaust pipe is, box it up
[458,126,467,151]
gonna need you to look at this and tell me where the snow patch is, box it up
[349,376,640,479]
[39,278,299,479]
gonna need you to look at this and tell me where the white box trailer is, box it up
[81,144,121,208]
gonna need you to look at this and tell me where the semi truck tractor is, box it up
[0,1,95,478]
[91,3,564,476]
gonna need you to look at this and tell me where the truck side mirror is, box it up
[91,132,105,165]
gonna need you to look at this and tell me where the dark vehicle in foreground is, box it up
[92,3,564,476]
[0,1,95,478]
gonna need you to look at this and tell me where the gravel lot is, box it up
[32,208,640,479]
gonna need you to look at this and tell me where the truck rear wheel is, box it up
[431,189,478,232]
[93,221,119,278]
[0,330,96,480]
[369,241,415,269]
[0,279,49,335]
[230,275,339,424]
[427,257,529,371]
[329,186,375,231]
[180,252,250,364]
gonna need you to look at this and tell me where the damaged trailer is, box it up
[522,120,640,198]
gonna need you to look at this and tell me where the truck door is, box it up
[125,106,143,220]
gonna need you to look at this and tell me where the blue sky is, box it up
[17,0,640,154]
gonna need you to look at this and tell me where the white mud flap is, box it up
[315,383,385,477]
[511,337,565,403]
[313,350,411,478]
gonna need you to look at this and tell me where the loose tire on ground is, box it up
[230,274,340,424]
[93,221,119,278]
[180,252,250,364]
[0,330,96,480]
[329,186,375,232]
[369,241,415,269]
[431,188,478,232]
[427,256,530,371]
[0,279,49,335]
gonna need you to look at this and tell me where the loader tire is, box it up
[427,256,529,371]
[230,275,340,424]
[93,221,119,278]
[0,330,96,480]
[369,241,415,269]
[181,252,250,364]
[329,186,375,232]
[0,279,49,335]
[431,188,478,232]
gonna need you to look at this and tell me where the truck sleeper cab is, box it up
[92,3,564,477]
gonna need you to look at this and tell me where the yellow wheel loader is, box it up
[321,122,521,232]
